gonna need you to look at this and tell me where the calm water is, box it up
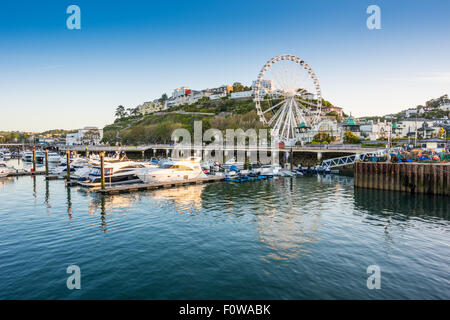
[0,160,449,299]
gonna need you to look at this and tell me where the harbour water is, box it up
[0,160,448,299]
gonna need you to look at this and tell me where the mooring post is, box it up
[45,149,49,176]
[32,147,36,173]
[66,150,71,181]
[100,152,105,190]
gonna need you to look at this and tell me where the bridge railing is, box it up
[320,147,403,169]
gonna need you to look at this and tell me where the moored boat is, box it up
[137,157,206,184]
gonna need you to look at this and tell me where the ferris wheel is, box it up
[254,54,322,144]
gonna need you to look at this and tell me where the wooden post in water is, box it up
[45,149,49,176]
[100,152,105,190]
[32,147,36,173]
[66,150,71,181]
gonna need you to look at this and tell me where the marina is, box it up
[1,0,449,305]
[0,159,448,299]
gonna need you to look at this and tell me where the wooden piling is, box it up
[66,150,71,181]
[32,147,36,173]
[45,149,49,175]
[100,152,105,190]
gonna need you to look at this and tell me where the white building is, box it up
[188,91,207,104]
[204,85,232,95]
[231,91,253,100]
[252,79,274,92]
[210,93,227,100]
[439,101,450,111]
[405,108,419,118]
[172,86,189,98]
[359,121,392,140]
[65,133,79,146]
[65,127,103,145]
[301,92,315,100]
[396,119,439,138]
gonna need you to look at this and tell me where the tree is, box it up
[159,93,168,103]
[232,82,245,92]
[343,131,360,144]
[313,132,333,144]
[82,129,101,145]
[115,105,126,118]
[326,111,341,122]
[126,107,136,116]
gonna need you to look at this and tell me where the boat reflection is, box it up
[86,184,206,231]
[88,193,141,215]
[0,177,14,187]
[149,184,204,214]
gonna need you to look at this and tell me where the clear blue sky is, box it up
[1,0,449,131]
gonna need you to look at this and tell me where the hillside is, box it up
[103,98,263,145]
[102,96,339,145]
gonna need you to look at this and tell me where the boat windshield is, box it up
[90,168,113,176]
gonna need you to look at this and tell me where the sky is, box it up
[0,0,449,132]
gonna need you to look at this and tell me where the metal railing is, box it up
[321,147,403,169]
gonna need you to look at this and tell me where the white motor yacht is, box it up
[22,151,33,162]
[47,152,62,163]
[51,158,91,176]
[84,160,150,186]
[21,151,45,162]
[137,157,206,184]
[0,150,11,160]
[0,163,16,177]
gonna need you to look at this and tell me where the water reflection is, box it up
[201,178,322,260]
[88,193,141,214]
[255,179,321,260]
[150,184,204,214]
[100,195,106,232]
[354,188,449,222]
[44,180,51,215]
[32,176,36,198]
[67,186,72,219]
[0,177,14,187]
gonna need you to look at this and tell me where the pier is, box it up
[92,175,225,195]
[354,162,449,196]
[7,171,45,177]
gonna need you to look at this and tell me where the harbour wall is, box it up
[354,162,449,196]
